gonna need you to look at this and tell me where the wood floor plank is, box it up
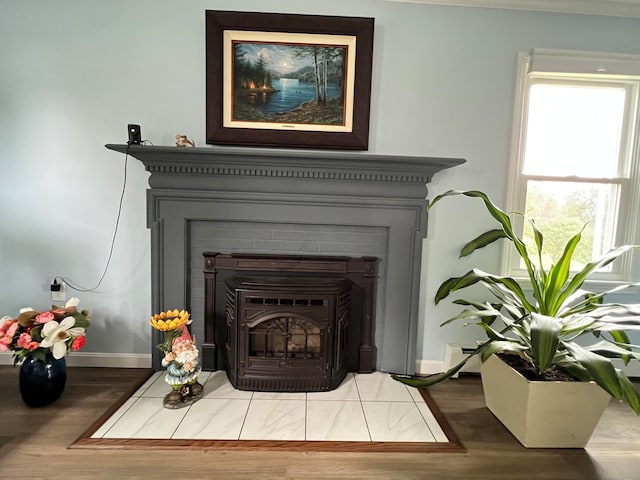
[0,366,638,480]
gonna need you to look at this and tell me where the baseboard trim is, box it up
[0,352,152,368]
[415,359,445,375]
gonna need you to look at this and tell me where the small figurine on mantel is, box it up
[175,134,195,147]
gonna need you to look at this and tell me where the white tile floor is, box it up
[91,371,449,443]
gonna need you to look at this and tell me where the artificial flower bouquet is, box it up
[0,297,90,364]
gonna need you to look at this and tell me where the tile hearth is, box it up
[92,371,448,443]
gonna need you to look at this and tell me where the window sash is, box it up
[503,50,640,283]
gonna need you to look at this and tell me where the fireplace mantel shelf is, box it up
[105,144,465,184]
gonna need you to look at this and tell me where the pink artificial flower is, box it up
[71,336,85,351]
[17,332,32,348]
[0,319,15,335]
[27,341,39,351]
[0,335,12,346]
[5,322,18,338]
[0,343,7,352]
[36,311,55,324]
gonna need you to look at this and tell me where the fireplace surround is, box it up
[106,144,465,374]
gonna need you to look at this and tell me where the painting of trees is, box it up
[291,45,345,105]
[231,41,347,125]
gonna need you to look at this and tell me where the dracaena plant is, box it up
[393,190,640,414]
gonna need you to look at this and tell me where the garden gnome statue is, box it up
[161,325,204,408]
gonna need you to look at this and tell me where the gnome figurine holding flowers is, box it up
[150,309,204,409]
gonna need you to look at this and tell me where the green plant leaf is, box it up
[393,339,495,388]
[476,321,510,341]
[571,303,640,319]
[530,313,562,375]
[554,357,591,382]
[607,330,632,348]
[459,229,507,258]
[560,291,620,318]
[430,190,544,307]
[434,274,481,305]
[452,299,503,310]
[595,316,640,330]
[392,371,455,388]
[483,283,526,309]
[544,228,583,315]
[555,245,637,313]
[563,342,624,399]
[435,269,536,312]
[560,315,598,335]
[617,372,640,414]
[589,306,640,322]
[430,190,516,237]
[439,308,503,328]
[32,349,47,363]
[72,316,91,329]
[392,361,470,388]
[480,341,528,362]
[583,340,640,360]
[527,218,547,286]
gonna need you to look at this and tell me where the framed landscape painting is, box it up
[206,11,374,150]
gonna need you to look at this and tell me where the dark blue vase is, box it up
[19,356,67,407]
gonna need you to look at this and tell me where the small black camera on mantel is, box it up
[127,124,141,145]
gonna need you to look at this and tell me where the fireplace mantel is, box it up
[105,144,464,186]
[107,143,465,374]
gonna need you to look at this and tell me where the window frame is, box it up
[502,49,640,287]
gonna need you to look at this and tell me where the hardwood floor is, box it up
[0,366,638,480]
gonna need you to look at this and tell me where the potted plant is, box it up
[393,190,640,448]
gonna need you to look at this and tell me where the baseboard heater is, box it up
[443,343,481,378]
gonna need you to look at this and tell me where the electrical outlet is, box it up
[51,282,66,302]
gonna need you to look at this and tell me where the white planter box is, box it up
[481,354,611,448]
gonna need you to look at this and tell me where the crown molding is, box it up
[383,0,640,18]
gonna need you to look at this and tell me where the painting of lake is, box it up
[232,41,347,125]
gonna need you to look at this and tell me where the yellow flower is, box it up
[150,309,190,331]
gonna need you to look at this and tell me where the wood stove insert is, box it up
[202,253,378,385]
[225,276,352,392]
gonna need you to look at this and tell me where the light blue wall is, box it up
[1,0,639,366]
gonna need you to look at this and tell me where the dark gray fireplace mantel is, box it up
[106,144,463,185]
[106,144,465,374]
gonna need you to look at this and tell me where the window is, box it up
[504,49,640,282]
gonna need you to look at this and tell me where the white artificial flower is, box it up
[40,316,86,359]
[19,307,34,314]
[65,297,80,308]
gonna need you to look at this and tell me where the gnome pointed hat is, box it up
[173,324,194,346]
